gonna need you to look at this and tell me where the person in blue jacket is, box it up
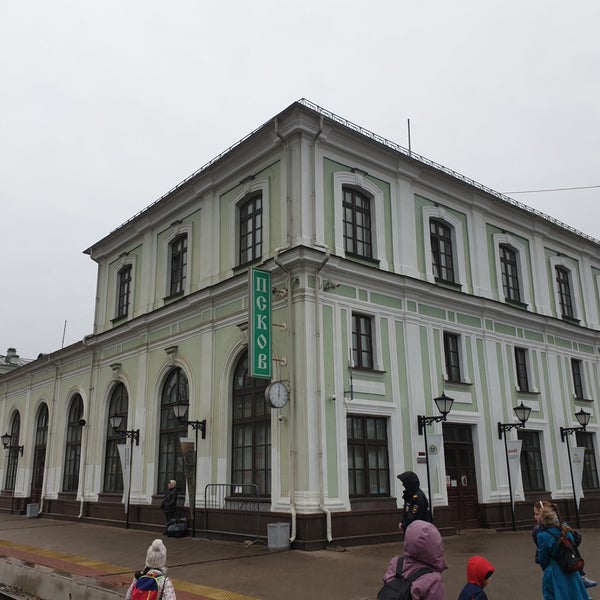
[535,503,589,600]
[457,555,494,600]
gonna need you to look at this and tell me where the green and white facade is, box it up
[1,100,599,547]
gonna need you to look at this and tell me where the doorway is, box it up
[443,423,480,529]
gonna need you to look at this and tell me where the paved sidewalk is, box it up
[0,513,598,599]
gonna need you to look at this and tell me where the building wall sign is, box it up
[249,268,272,378]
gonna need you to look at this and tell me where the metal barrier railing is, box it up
[203,483,267,546]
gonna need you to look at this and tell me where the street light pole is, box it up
[108,415,139,529]
[560,408,591,529]
[417,393,454,522]
[1,433,23,515]
[172,402,206,538]
[497,402,532,531]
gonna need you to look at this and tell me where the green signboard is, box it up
[249,268,272,378]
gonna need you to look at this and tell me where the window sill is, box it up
[573,396,594,403]
[111,315,128,325]
[434,278,462,291]
[515,389,540,397]
[345,253,380,267]
[505,299,529,310]
[562,315,581,325]
[163,291,184,303]
[443,379,472,387]
[350,367,386,375]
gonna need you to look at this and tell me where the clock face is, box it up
[266,381,289,408]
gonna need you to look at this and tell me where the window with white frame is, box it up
[556,265,574,319]
[571,358,586,399]
[169,234,187,297]
[116,265,132,319]
[443,331,462,383]
[343,187,373,259]
[514,347,532,393]
[346,414,390,497]
[499,244,521,302]
[239,193,263,266]
[493,234,531,308]
[422,205,466,287]
[352,313,374,370]
[518,430,546,492]
[333,172,387,270]
[549,256,581,322]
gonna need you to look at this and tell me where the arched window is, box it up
[158,368,188,493]
[556,265,574,319]
[231,352,271,496]
[104,382,129,492]
[169,234,188,297]
[63,394,83,492]
[499,244,521,303]
[343,187,372,259]
[4,413,21,491]
[430,219,455,283]
[239,193,263,265]
[32,405,49,495]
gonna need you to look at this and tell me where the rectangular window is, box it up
[515,347,530,392]
[575,431,600,490]
[443,332,461,383]
[239,194,263,265]
[430,219,455,283]
[352,313,374,369]
[571,359,585,399]
[169,235,187,296]
[518,430,545,492]
[116,266,132,319]
[500,244,521,302]
[347,415,390,497]
[343,187,373,259]
[556,266,574,319]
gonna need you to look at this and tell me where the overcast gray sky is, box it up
[1,0,599,360]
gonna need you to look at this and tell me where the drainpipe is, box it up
[78,336,96,519]
[308,116,333,543]
[274,248,295,542]
[314,247,332,542]
[274,117,298,542]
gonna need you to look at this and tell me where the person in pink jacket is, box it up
[383,520,447,600]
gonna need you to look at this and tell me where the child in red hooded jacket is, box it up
[457,555,495,600]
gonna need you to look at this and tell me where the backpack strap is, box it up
[395,556,434,584]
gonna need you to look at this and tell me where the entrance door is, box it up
[443,423,480,529]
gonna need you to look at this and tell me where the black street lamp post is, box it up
[1,433,24,515]
[172,402,206,538]
[560,408,591,528]
[109,415,140,529]
[497,402,532,531]
[417,392,454,522]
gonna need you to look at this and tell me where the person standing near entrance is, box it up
[161,479,178,531]
[398,471,431,531]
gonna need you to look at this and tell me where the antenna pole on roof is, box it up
[61,320,67,349]
[407,118,412,156]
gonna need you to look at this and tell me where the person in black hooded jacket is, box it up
[398,471,431,531]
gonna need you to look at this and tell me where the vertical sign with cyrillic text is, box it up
[249,268,272,378]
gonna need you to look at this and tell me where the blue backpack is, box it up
[130,570,164,600]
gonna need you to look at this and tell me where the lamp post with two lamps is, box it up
[1,433,24,515]
[172,402,206,538]
[560,408,591,529]
[417,392,454,522]
[497,402,532,531]
[108,415,139,529]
